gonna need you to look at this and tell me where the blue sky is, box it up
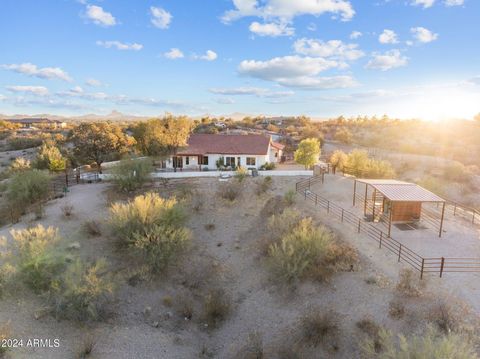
[0,0,479,120]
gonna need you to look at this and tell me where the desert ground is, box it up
[0,174,479,358]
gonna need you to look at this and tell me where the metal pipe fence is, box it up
[295,176,480,278]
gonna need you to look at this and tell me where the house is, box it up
[165,133,284,171]
[214,122,227,129]
[5,118,66,129]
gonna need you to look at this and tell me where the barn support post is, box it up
[379,232,383,249]
[420,258,425,279]
[372,189,377,220]
[439,202,446,238]
[353,180,357,206]
[440,257,445,277]
[363,183,368,216]
[388,204,393,238]
[398,244,402,262]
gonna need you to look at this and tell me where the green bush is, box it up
[234,166,248,182]
[7,136,42,150]
[283,189,296,206]
[8,225,65,293]
[35,141,66,172]
[329,150,348,171]
[112,158,151,192]
[51,259,115,321]
[260,162,276,170]
[362,326,478,359]
[268,218,333,282]
[6,169,51,220]
[133,224,191,273]
[109,192,186,245]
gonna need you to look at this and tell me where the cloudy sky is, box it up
[0,0,479,120]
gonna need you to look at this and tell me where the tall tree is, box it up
[71,122,135,172]
[294,138,321,169]
[132,115,192,170]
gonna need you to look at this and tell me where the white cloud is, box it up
[70,86,84,94]
[194,50,218,61]
[350,31,362,39]
[164,48,184,59]
[467,76,480,86]
[307,23,317,31]
[96,41,143,51]
[249,21,294,37]
[366,50,408,71]
[222,0,355,23]
[85,78,102,87]
[1,63,72,82]
[411,0,435,8]
[215,98,235,104]
[6,85,49,96]
[293,38,364,61]
[444,0,464,6]
[379,29,399,44]
[150,6,172,29]
[411,27,438,43]
[85,5,116,26]
[209,87,294,97]
[238,55,356,89]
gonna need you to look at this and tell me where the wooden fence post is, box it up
[327,201,330,213]
[440,257,445,278]
[357,219,361,233]
[420,258,425,279]
[453,204,457,216]
[315,194,318,205]
[379,232,383,249]
[398,244,402,262]
[341,209,344,222]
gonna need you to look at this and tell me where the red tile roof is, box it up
[178,134,272,155]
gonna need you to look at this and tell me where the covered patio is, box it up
[352,179,446,237]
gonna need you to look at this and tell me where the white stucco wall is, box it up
[165,153,270,170]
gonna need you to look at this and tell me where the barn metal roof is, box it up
[356,179,445,202]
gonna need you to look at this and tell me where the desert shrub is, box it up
[388,300,406,319]
[0,323,10,356]
[261,208,302,253]
[6,169,51,219]
[444,161,471,183]
[329,150,348,171]
[356,317,383,353]
[61,203,74,218]
[109,192,186,245]
[191,193,204,212]
[203,288,231,329]
[51,259,115,322]
[75,334,96,359]
[395,269,425,297]
[256,176,272,195]
[7,136,42,150]
[204,223,215,231]
[235,166,248,182]
[362,326,478,359]
[133,224,191,273]
[112,158,151,192]
[284,189,296,206]
[344,150,395,178]
[9,157,31,172]
[218,181,243,201]
[233,331,264,359]
[83,220,102,236]
[426,298,472,335]
[268,218,333,282]
[8,225,65,293]
[35,141,66,172]
[176,184,194,200]
[260,162,276,170]
[298,309,340,350]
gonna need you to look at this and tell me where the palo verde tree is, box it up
[71,122,135,173]
[294,138,321,169]
[35,141,67,172]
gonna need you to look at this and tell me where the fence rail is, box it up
[295,176,480,278]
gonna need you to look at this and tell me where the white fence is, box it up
[99,170,313,180]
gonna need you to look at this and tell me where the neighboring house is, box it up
[214,122,227,129]
[5,118,67,129]
[164,133,284,171]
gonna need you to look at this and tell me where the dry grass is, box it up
[61,203,74,218]
[356,317,384,353]
[388,300,406,320]
[297,309,340,351]
[395,269,426,297]
[218,181,243,202]
[203,288,232,329]
[232,331,264,359]
[83,219,102,237]
[204,223,216,231]
[426,297,474,335]
[75,334,96,359]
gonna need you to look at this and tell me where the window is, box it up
[202,156,209,165]
[246,157,256,166]
[185,156,190,165]
[225,157,235,167]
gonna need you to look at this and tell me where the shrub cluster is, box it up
[218,181,243,202]
[109,192,190,273]
[256,176,272,195]
[112,158,151,192]
[332,149,395,178]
